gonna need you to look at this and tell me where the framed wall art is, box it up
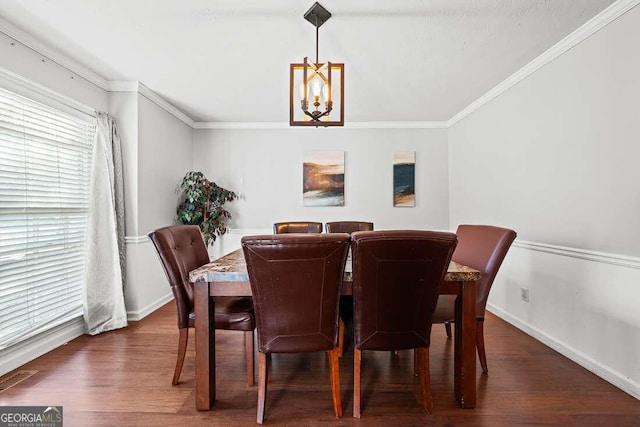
[303,151,345,206]
[393,151,415,207]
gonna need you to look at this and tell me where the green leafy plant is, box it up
[175,171,238,246]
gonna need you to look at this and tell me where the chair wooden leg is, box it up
[414,348,419,376]
[245,330,255,386]
[476,319,488,374]
[417,347,433,414]
[353,348,362,418]
[327,348,343,418]
[444,322,452,338]
[172,328,188,385]
[257,352,268,424]
[338,318,345,357]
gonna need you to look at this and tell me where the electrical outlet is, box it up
[520,288,530,303]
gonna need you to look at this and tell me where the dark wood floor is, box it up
[1,303,639,426]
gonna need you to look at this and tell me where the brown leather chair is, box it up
[324,221,373,355]
[273,221,322,234]
[351,230,457,417]
[433,224,516,374]
[148,225,256,386]
[242,233,350,424]
[325,221,374,234]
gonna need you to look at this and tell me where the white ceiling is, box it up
[0,0,617,123]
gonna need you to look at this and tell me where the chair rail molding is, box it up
[513,240,640,270]
[125,235,150,245]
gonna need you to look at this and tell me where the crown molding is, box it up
[345,122,448,129]
[137,83,195,128]
[108,81,195,128]
[107,81,140,92]
[193,121,448,130]
[447,0,640,127]
[2,0,637,130]
[194,122,289,130]
[0,15,109,91]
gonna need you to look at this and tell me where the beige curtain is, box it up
[83,112,127,335]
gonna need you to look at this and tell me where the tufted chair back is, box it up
[149,224,256,386]
[149,225,209,329]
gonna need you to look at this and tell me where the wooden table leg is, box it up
[194,280,215,410]
[454,280,477,408]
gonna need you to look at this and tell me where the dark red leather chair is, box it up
[242,233,350,424]
[325,221,374,234]
[351,230,457,417]
[149,225,255,386]
[324,221,374,355]
[273,221,322,234]
[433,224,516,373]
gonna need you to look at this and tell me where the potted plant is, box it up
[175,171,238,246]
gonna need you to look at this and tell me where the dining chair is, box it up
[432,224,516,374]
[351,230,457,417]
[242,233,350,424]
[149,225,256,386]
[273,221,323,234]
[325,221,374,234]
[324,221,373,356]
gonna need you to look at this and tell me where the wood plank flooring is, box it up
[1,303,639,426]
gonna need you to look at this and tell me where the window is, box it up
[0,86,96,349]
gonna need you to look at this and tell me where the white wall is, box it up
[111,91,194,319]
[193,127,449,257]
[109,91,139,236]
[138,95,193,234]
[449,5,640,398]
[126,94,194,319]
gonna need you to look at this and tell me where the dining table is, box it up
[189,248,481,411]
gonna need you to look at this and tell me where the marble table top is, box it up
[189,248,480,283]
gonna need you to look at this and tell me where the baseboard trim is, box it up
[487,303,640,401]
[126,293,173,321]
[0,317,85,377]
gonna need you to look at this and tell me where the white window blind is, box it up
[0,86,96,349]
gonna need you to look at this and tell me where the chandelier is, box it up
[289,2,344,127]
